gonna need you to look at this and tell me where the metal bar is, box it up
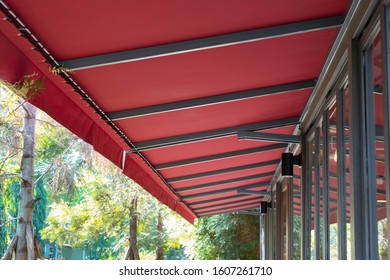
[132,117,300,151]
[301,135,312,260]
[271,189,276,259]
[60,17,344,70]
[177,172,275,193]
[381,3,390,259]
[237,190,271,196]
[336,88,347,259]
[108,80,316,120]
[155,143,286,170]
[286,178,294,260]
[181,181,270,200]
[314,127,321,260]
[188,194,248,206]
[268,207,274,260]
[275,182,283,259]
[191,196,263,211]
[364,42,379,260]
[260,212,266,260]
[349,37,371,260]
[264,209,269,259]
[322,111,331,260]
[198,206,257,217]
[238,131,302,144]
[167,159,280,183]
[236,211,260,215]
[195,200,262,215]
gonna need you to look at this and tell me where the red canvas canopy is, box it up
[0,0,351,223]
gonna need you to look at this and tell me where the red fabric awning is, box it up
[0,0,351,223]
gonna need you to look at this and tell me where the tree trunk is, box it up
[2,103,40,260]
[125,197,139,260]
[156,209,164,260]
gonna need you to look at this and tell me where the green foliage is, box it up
[0,179,19,256]
[293,214,301,259]
[0,189,7,255]
[190,213,260,260]
[33,179,48,241]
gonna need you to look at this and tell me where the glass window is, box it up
[368,31,388,259]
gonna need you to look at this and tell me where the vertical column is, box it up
[349,36,379,259]
[260,201,268,260]
[301,135,311,259]
[364,42,380,260]
[285,178,294,259]
[275,182,283,259]
[336,89,347,259]
[267,205,274,260]
[381,2,390,259]
[322,113,331,259]
[349,37,366,260]
[314,127,321,259]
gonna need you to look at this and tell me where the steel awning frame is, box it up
[0,1,350,222]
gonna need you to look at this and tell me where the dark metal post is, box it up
[336,88,347,259]
[322,112,331,259]
[275,182,283,259]
[267,204,274,260]
[301,135,311,259]
[381,2,390,259]
[349,36,379,259]
[314,127,322,259]
[260,202,268,260]
[286,178,294,259]
[363,39,380,260]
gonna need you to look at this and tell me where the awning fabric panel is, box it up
[0,0,351,221]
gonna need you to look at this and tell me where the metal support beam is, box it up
[301,134,312,260]
[322,111,331,260]
[181,181,270,200]
[285,178,294,260]
[131,117,300,151]
[155,143,286,170]
[349,37,376,260]
[336,88,347,260]
[108,80,316,120]
[192,197,263,211]
[238,131,301,144]
[260,202,267,260]
[267,206,274,260]
[314,127,321,260]
[177,172,275,193]
[381,2,390,259]
[60,16,344,70]
[275,182,283,259]
[188,194,248,206]
[195,201,262,215]
[237,189,271,196]
[197,205,260,217]
[237,211,260,215]
[167,159,280,183]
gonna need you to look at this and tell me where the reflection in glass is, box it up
[370,32,388,260]
[328,102,338,259]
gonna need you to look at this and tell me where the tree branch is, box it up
[34,138,78,186]
[0,217,18,228]
[1,235,18,260]
[25,197,41,208]
[0,173,25,181]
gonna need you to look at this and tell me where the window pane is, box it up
[328,102,338,259]
[370,32,388,260]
